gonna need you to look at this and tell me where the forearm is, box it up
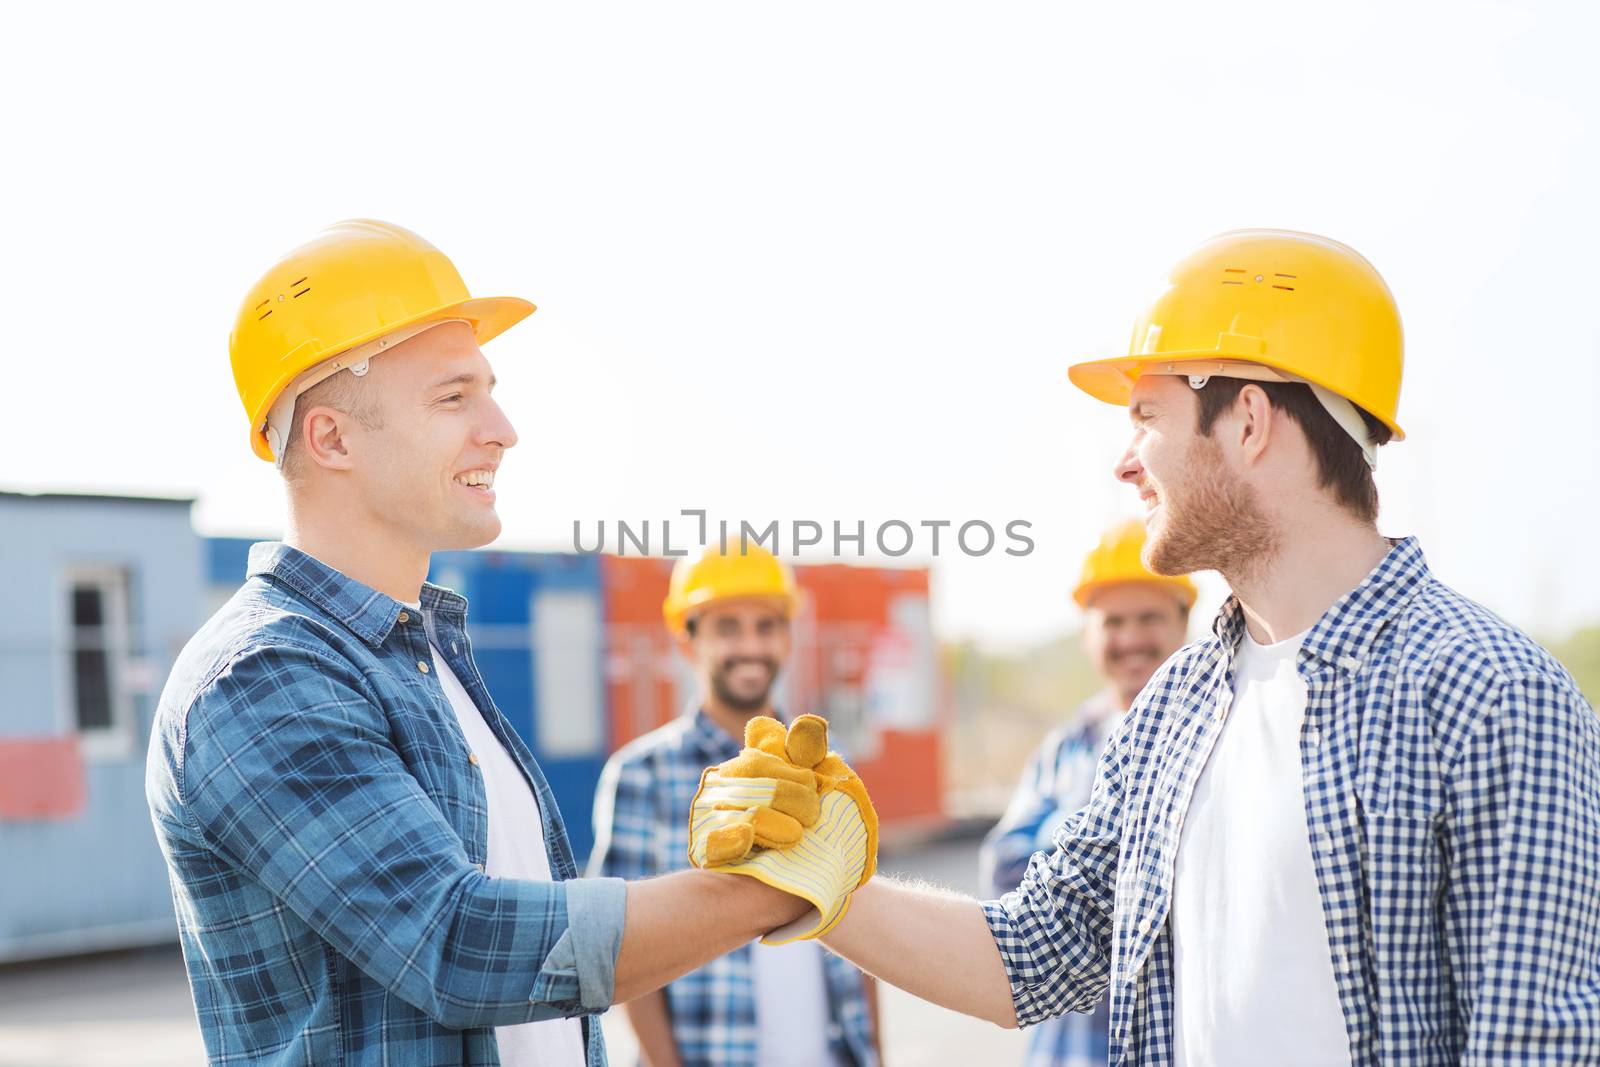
[820,878,1018,1028]
[614,869,808,1002]
[622,989,682,1067]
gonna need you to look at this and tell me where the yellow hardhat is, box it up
[663,541,801,635]
[1073,519,1197,610]
[1068,229,1404,466]
[230,219,536,463]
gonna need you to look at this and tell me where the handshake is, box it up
[688,715,878,944]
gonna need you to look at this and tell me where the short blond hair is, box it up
[279,370,386,482]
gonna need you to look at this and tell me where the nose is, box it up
[1114,437,1143,485]
[481,395,518,451]
[1107,621,1145,655]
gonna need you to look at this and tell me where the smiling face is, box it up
[295,321,518,554]
[1081,581,1189,706]
[683,598,792,715]
[1113,374,1274,577]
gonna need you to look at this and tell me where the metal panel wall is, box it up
[430,550,610,860]
[0,494,202,962]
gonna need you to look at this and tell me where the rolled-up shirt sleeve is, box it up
[982,726,1125,1027]
[527,876,626,1016]
[181,639,625,1028]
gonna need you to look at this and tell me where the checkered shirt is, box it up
[981,695,1121,1066]
[146,543,624,1066]
[984,536,1600,1065]
[589,709,878,1067]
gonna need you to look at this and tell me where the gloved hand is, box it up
[688,714,878,944]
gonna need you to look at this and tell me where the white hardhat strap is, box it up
[264,319,468,468]
[1146,359,1379,470]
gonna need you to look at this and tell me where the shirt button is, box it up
[1307,727,1322,747]
[1138,917,1153,934]
[475,861,485,872]
[469,752,481,766]
[417,660,430,674]
[397,611,410,624]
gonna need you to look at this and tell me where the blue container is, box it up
[430,550,609,859]
[207,539,609,859]
[0,493,202,962]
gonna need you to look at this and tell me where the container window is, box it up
[532,589,606,758]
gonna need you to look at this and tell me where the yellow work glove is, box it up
[688,714,878,944]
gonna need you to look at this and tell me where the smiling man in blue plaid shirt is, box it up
[795,230,1600,1065]
[146,221,813,1066]
[590,543,879,1067]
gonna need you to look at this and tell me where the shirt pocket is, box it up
[1360,808,1445,979]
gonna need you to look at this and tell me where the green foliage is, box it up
[1548,626,1600,709]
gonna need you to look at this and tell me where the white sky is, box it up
[2,0,1597,647]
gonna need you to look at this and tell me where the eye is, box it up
[439,393,464,405]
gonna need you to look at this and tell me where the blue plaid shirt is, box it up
[588,709,878,1067]
[146,543,625,1066]
[980,696,1120,1067]
[984,537,1600,1065]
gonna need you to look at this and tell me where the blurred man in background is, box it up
[979,519,1193,1066]
[590,542,880,1067]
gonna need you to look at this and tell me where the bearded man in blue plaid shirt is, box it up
[589,543,880,1067]
[789,230,1600,1065]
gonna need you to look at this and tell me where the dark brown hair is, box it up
[1191,379,1393,523]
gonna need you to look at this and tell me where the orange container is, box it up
[790,565,946,828]
[600,556,685,748]
[600,556,946,827]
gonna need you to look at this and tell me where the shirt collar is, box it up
[685,705,792,763]
[246,541,469,648]
[1210,535,1431,672]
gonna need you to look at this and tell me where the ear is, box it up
[1234,384,1276,465]
[301,407,357,472]
[673,629,696,661]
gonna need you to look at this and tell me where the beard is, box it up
[1145,433,1276,580]
[709,657,780,714]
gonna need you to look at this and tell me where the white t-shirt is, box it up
[428,641,587,1067]
[752,939,841,1067]
[1169,629,1352,1067]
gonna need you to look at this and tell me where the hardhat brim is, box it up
[664,590,801,636]
[248,294,536,460]
[1066,352,1405,441]
[1073,575,1197,611]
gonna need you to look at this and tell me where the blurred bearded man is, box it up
[980,519,1194,1066]
[589,542,881,1067]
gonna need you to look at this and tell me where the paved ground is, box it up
[0,837,1027,1066]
